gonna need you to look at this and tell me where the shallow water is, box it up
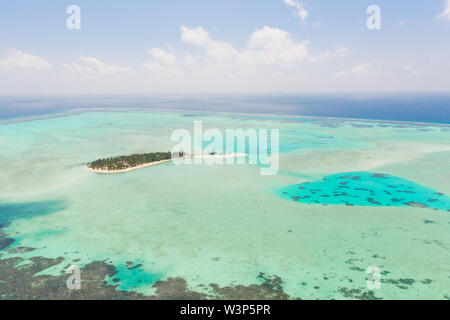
[0,109,449,299]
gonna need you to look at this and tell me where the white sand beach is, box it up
[87,159,173,174]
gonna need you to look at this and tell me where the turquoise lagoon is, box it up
[0,109,449,299]
[278,172,450,211]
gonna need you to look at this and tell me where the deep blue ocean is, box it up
[0,94,449,124]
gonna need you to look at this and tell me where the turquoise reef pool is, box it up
[278,172,450,211]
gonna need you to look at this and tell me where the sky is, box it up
[0,0,449,94]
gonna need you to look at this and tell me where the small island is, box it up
[87,151,183,174]
[87,151,247,174]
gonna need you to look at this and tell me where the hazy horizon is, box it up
[1,93,450,124]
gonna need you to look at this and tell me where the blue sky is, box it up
[0,0,449,94]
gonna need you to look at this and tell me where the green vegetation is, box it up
[88,151,184,171]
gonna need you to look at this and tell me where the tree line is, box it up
[88,151,184,170]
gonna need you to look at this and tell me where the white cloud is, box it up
[334,63,370,78]
[284,0,309,22]
[63,56,132,75]
[403,65,424,76]
[181,26,211,46]
[335,62,392,78]
[143,47,183,76]
[180,53,201,69]
[309,45,348,62]
[336,64,425,79]
[145,25,347,83]
[147,48,177,65]
[243,26,309,66]
[179,25,328,68]
[181,26,238,63]
[437,0,450,19]
[350,62,372,76]
[0,49,52,71]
